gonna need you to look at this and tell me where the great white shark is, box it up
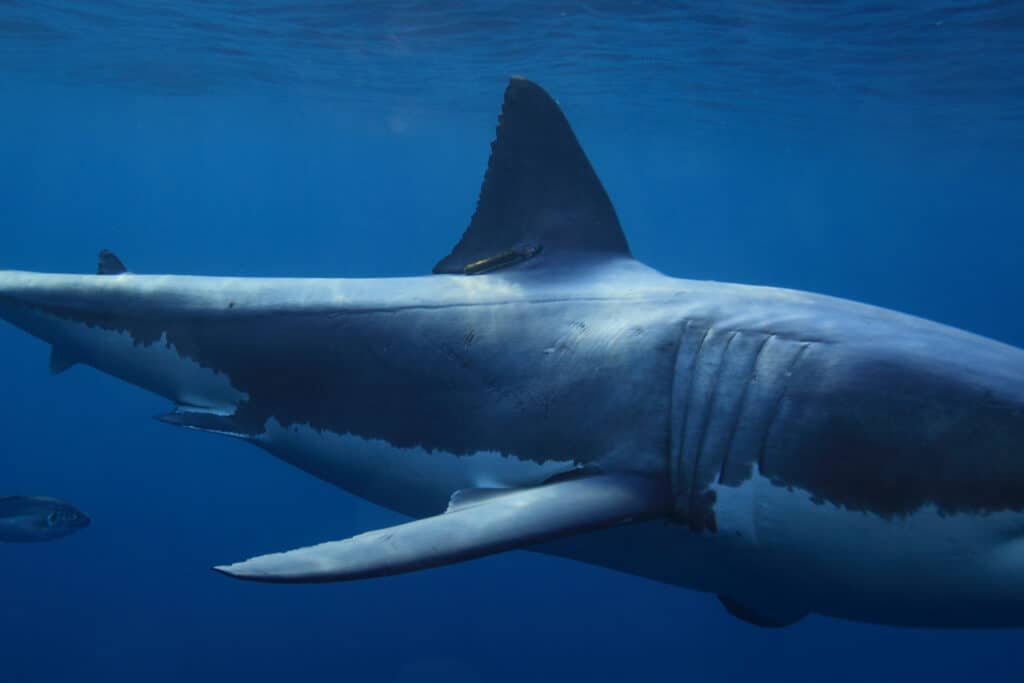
[2,78,1023,629]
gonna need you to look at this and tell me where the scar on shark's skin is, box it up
[3,78,1024,629]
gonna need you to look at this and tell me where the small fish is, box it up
[0,496,90,542]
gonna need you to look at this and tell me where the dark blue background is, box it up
[2,3,1023,681]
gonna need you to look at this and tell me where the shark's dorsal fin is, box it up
[433,78,630,275]
[97,250,127,275]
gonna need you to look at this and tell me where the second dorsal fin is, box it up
[433,78,631,275]
[97,250,127,275]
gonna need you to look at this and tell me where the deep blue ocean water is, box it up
[2,2,1023,681]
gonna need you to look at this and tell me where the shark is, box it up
[2,78,1024,629]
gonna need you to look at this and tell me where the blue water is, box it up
[2,2,1023,681]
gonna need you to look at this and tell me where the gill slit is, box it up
[689,329,737,517]
[757,342,810,476]
[717,333,773,484]
[673,325,711,503]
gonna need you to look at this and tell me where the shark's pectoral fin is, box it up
[213,472,670,583]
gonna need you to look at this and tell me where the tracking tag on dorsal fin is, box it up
[97,249,127,275]
[433,78,631,275]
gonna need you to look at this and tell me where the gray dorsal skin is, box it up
[433,77,630,274]
[4,78,1024,629]
[97,249,127,275]
[215,473,670,582]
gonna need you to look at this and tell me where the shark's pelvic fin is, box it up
[717,595,808,628]
[97,249,127,275]
[213,472,670,583]
[433,77,631,275]
[48,345,78,375]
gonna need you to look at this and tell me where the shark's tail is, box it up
[0,255,245,414]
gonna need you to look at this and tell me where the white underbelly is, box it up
[711,470,1024,626]
[256,419,577,517]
